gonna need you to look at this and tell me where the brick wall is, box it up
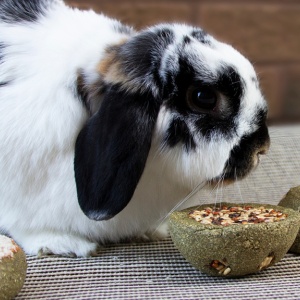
[66,0,300,123]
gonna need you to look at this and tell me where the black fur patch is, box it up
[117,27,175,90]
[221,117,270,181]
[191,29,210,45]
[164,118,196,151]
[183,35,192,45]
[216,66,244,113]
[0,0,51,23]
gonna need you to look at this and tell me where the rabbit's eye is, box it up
[187,86,217,112]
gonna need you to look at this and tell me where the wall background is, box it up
[66,0,300,124]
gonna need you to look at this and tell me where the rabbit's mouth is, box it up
[212,123,270,185]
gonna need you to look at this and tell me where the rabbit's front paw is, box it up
[11,230,99,257]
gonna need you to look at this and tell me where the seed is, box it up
[210,259,231,275]
[211,260,219,269]
[216,265,225,271]
[230,207,239,212]
[229,212,241,218]
[259,254,274,270]
[223,267,232,275]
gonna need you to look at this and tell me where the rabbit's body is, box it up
[0,0,270,256]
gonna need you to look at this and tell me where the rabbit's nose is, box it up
[257,148,268,156]
[256,133,271,156]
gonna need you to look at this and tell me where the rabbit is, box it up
[0,0,270,257]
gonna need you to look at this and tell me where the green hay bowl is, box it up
[169,203,300,277]
[0,235,27,299]
[278,186,300,254]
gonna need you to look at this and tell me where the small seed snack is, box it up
[0,235,27,299]
[278,185,300,254]
[189,205,287,226]
[169,203,300,277]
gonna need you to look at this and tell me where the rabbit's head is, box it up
[74,24,269,221]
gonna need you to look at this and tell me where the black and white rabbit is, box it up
[0,0,270,256]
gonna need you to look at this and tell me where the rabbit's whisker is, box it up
[213,173,225,209]
[234,167,244,204]
[150,180,206,237]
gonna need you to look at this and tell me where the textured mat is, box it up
[15,125,300,300]
[16,240,300,300]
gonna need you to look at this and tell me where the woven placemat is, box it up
[16,239,300,300]
[15,125,300,300]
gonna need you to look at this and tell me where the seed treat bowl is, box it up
[169,203,300,277]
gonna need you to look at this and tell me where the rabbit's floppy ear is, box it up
[74,84,161,221]
[74,28,175,221]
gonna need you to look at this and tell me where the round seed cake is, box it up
[169,203,300,277]
[0,235,27,299]
[278,185,300,253]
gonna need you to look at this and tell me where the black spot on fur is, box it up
[164,118,196,151]
[191,29,210,45]
[0,0,52,23]
[252,107,268,128]
[183,36,191,45]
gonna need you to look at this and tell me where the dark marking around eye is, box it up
[164,118,196,152]
[216,66,244,113]
[164,61,244,140]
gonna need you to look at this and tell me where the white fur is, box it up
[0,2,267,256]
